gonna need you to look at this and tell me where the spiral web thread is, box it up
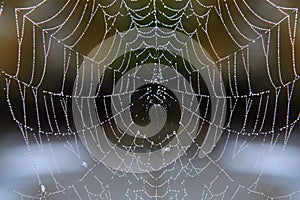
[0,0,299,199]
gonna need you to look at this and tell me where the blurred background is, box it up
[0,0,300,199]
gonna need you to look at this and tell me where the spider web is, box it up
[0,0,300,199]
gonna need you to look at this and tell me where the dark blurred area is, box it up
[0,0,299,134]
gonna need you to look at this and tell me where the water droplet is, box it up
[40,184,46,193]
[164,147,170,152]
[0,5,3,17]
